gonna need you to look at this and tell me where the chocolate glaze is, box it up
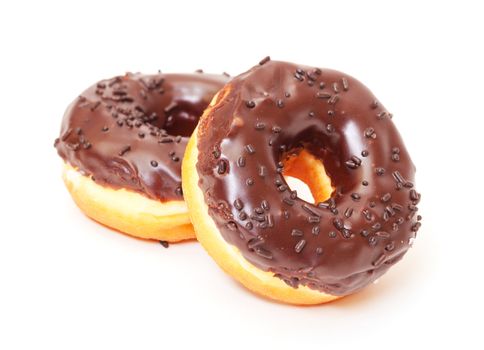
[55,72,228,201]
[196,60,422,296]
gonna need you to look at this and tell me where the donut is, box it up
[55,72,228,241]
[182,59,422,304]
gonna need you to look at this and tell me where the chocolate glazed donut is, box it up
[191,60,422,298]
[55,72,228,241]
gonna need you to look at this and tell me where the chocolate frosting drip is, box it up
[196,60,422,296]
[55,72,228,201]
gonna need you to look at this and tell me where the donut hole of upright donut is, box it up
[282,149,334,204]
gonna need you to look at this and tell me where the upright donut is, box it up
[55,72,228,241]
[183,60,422,304]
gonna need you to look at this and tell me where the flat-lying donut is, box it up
[55,72,228,241]
[183,60,422,304]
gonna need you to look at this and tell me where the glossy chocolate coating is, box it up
[196,60,421,296]
[55,72,228,201]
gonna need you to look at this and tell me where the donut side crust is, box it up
[63,163,195,241]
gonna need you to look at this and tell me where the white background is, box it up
[1,1,483,349]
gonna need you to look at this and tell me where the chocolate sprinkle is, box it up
[237,156,246,167]
[291,229,303,237]
[381,193,392,203]
[259,56,271,65]
[342,77,349,91]
[234,199,244,210]
[255,247,273,260]
[375,167,386,176]
[118,145,131,156]
[364,127,377,139]
[344,207,354,218]
[294,239,307,253]
[255,122,266,130]
[302,203,320,217]
[316,92,331,99]
[351,193,361,201]
[261,200,270,211]
[245,100,256,108]
[245,144,256,154]
[372,254,386,266]
[217,160,228,174]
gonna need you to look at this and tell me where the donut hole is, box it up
[163,102,203,137]
[282,150,334,204]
